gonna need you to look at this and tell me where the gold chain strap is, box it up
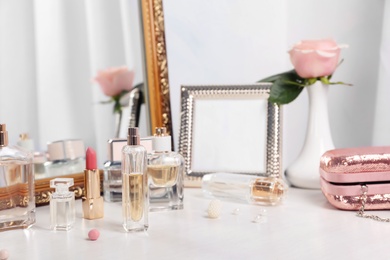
[356,185,390,222]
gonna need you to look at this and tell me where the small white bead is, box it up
[258,208,267,216]
[232,208,240,215]
[207,199,222,219]
[252,214,264,223]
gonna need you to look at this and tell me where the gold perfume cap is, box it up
[0,124,9,147]
[127,127,140,145]
[154,127,167,136]
[152,127,171,151]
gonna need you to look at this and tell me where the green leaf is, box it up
[259,69,307,105]
[269,78,305,105]
[258,69,296,83]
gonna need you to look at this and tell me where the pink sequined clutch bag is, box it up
[320,146,390,212]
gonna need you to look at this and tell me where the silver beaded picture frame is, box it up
[179,83,282,187]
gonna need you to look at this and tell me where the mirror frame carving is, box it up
[35,171,103,206]
[140,0,173,136]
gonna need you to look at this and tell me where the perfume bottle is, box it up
[50,178,75,231]
[104,138,153,202]
[148,127,184,211]
[202,173,288,205]
[0,124,35,231]
[122,127,148,232]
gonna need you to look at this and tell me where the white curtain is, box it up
[0,0,143,165]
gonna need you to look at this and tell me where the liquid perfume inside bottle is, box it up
[122,127,148,232]
[50,178,75,231]
[148,127,184,211]
[0,124,36,231]
[202,173,288,205]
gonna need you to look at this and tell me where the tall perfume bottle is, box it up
[148,127,184,211]
[50,178,75,231]
[0,124,35,231]
[122,127,148,232]
[104,138,153,202]
[202,173,288,205]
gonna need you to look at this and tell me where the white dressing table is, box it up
[0,188,388,259]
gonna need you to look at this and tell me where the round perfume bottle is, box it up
[147,127,184,211]
[202,173,288,205]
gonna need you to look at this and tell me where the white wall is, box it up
[163,0,385,171]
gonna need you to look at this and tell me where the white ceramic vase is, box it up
[285,81,335,189]
[114,110,122,138]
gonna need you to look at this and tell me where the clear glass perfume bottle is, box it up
[0,124,36,231]
[50,178,75,231]
[104,138,153,202]
[202,173,288,205]
[122,127,148,232]
[148,127,184,211]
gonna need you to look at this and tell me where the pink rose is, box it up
[94,66,135,97]
[289,39,348,78]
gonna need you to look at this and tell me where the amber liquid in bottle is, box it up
[123,173,144,221]
[202,173,287,205]
[148,164,179,187]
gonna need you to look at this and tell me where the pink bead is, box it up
[0,249,9,260]
[88,229,100,241]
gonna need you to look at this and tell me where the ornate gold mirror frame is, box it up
[140,0,173,136]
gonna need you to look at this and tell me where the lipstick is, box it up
[82,147,104,219]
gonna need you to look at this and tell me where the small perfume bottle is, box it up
[122,127,148,232]
[148,127,184,211]
[0,124,35,231]
[50,178,75,231]
[202,173,288,205]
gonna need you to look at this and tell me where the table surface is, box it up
[0,187,389,260]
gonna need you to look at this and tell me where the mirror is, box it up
[0,0,165,205]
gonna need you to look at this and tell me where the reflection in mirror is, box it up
[0,0,147,166]
[0,1,153,204]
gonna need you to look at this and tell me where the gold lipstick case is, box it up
[82,169,104,219]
